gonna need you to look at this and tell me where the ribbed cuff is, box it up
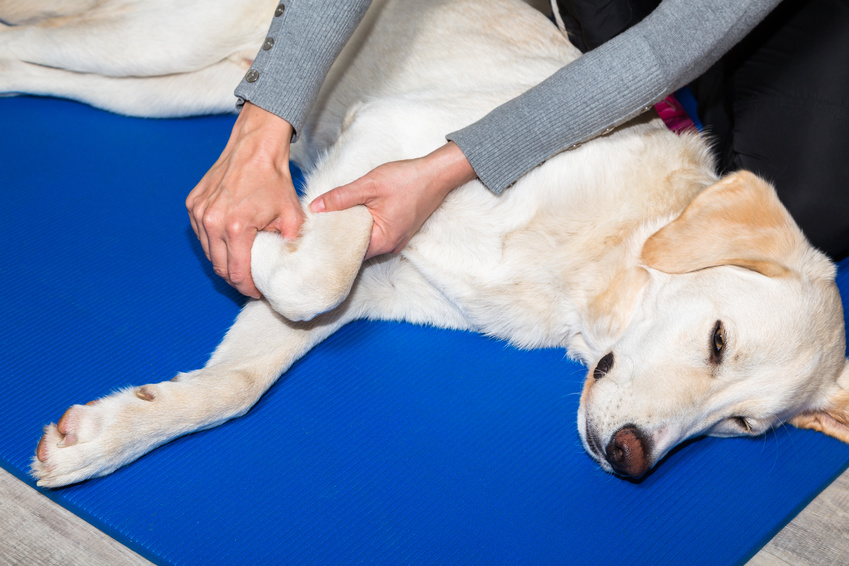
[234,0,372,141]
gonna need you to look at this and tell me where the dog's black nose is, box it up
[605,425,650,479]
[593,352,614,380]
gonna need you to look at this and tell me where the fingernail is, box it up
[310,198,325,213]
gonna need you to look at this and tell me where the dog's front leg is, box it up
[252,205,373,322]
[31,299,354,488]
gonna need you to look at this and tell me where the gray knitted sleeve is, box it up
[234,0,779,192]
[446,0,781,194]
[234,0,372,141]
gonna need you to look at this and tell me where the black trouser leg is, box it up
[693,0,849,261]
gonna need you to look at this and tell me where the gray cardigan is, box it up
[235,0,780,194]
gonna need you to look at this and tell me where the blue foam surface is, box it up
[2,96,848,565]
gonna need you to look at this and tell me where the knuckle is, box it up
[229,270,248,285]
[224,220,245,238]
[202,209,224,230]
[323,190,341,208]
[188,199,204,219]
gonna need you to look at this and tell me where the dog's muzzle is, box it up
[604,425,651,479]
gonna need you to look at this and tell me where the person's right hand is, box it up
[186,102,305,299]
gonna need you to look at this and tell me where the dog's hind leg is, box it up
[0,56,247,116]
[31,297,359,488]
[0,0,99,25]
[0,2,267,77]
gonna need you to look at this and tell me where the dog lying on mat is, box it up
[4,0,847,487]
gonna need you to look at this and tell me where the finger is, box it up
[363,222,394,261]
[190,201,212,261]
[187,208,199,241]
[186,187,202,236]
[207,234,230,285]
[310,181,368,213]
[227,230,261,299]
[187,203,205,253]
[268,204,306,241]
[187,178,217,256]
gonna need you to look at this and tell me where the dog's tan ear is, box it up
[790,361,849,443]
[641,171,801,277]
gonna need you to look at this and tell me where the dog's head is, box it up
[578,171,849,478]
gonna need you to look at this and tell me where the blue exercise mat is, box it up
[2,96,849,565]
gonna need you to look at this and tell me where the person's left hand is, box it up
[309,142,476,259]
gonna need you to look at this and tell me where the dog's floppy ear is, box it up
[789,361,849,443]
[641,171,801,277]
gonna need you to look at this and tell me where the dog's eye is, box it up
[710,320,725,364]
[593,352,614,380]
[732,416,752,433]
[710,416,756,437]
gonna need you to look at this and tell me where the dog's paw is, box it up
[31,387,160,488]
[252,206,372,321]
[32,401,111,487]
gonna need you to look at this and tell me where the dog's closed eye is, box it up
[710,320,725,364]
[731,416,752,433]
[711,416,755,436]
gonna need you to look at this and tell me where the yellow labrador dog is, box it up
[5,0,847,487]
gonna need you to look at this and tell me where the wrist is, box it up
[424,142,477,197]
[235,102,294,162]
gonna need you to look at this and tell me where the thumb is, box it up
[310,181,368,213]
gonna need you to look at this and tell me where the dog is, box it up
[4,0,847,487]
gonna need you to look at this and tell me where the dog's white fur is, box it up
[4,0,848,486]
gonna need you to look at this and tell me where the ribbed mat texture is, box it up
[2,97,848,565]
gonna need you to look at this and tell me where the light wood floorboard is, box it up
[0,467,152,566]
[747,466,849,566]
[0,463,847,565]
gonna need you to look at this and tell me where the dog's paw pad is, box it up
[135,385,156,401]
[56,407,80,446]
[55,403,103,443]
[35,424,60,464]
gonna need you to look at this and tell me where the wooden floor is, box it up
[0,464,847,565]
[748,466,849,566]
[0,467,151,566]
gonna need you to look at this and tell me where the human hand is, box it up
[186,102,305,298]
[309,142,476,259]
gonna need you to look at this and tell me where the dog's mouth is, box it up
[584,424,605,462]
